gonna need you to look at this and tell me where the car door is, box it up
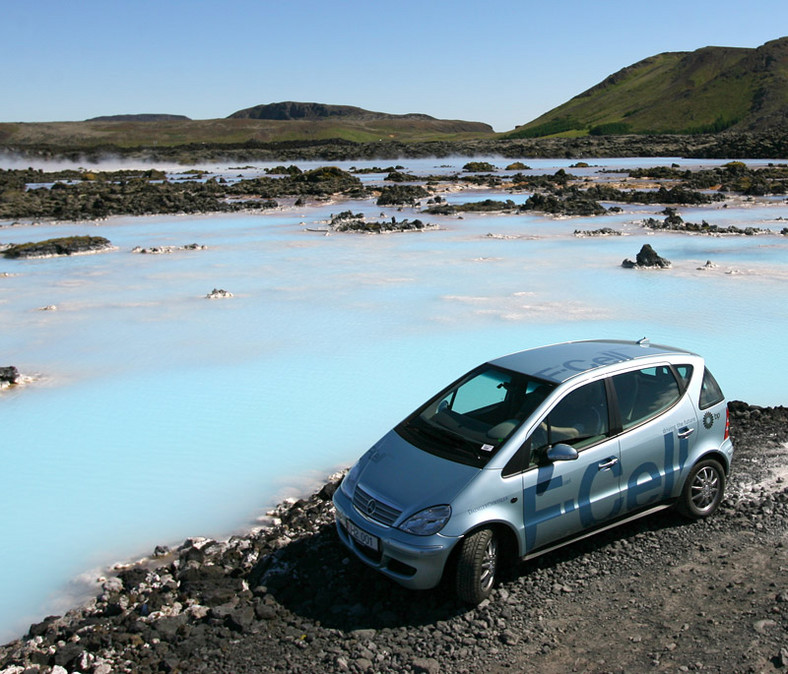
[610,365,698,512]
[520,379,624,553]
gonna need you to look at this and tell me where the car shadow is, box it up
[254,507,697,632]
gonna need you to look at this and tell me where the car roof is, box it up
[489,339,695,384]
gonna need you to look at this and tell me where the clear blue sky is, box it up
[2,0,786,131]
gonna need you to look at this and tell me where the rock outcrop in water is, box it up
[622,243,672,269]
[522,188,607,216]
[326,211,432,233]
[3,160,788,225]
[131,243,207,254]
[573,227,622,237]
[375,184,430,206]
[206,288,233,299]
[1,236,113,259]
[0,366,19,385]
[0,167,361,222]
[643,207,772,235]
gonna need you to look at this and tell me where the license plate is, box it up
[346,519,380,552]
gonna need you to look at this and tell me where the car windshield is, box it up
[396,364,555,467]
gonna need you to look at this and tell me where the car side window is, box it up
[530,380,609,463]
[612,365,680,430]
[699,367,725,409]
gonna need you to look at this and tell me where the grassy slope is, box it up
[511,48,752,136]
[508,37,788,137]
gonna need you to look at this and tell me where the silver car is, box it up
[333,339,733,603]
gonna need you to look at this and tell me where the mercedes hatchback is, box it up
[333,339,733,604]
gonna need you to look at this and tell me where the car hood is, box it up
[354,429,479,519]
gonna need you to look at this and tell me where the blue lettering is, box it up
[533,366,562,379]
[524,464,572,549]
[523,428,692,551]
[662,433,675,498]
[626,461,662,509]
[578,460,623,527]
[534,350,635,381]
[662,431,690,499]
[563,359,586,372]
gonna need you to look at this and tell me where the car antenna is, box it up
[637,337,650,347]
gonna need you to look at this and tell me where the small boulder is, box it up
[0,366,19,384]
[206,288,233,299]
[622,244,671,269]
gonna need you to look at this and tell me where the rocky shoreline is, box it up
[3,161,788,229]
[1,402,786,674]
[5,131,788,165]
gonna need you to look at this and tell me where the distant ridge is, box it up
[509,36,788,136]
[228,101,438,122]
[86,114,191,122]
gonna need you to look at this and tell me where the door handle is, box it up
[678,426,695,439]
[598,457,619,470]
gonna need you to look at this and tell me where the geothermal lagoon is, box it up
[1,156,787,642]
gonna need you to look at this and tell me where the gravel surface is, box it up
[1,401,787,674]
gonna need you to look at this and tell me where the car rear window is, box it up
[699,367,725,409]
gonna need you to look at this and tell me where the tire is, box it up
[677,459,725,519]
[456,528,498,604]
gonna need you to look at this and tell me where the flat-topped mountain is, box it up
[227,101,492,133]
[509,36,788,137]
[228,101,436,122]
[85,114,191,122]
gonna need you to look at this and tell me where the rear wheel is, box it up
[677,459,725,519]
[456,528,498,604]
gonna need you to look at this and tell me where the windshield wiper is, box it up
[408,420,480,458]
[427,421,487,459]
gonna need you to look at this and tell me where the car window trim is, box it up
[698,367,726,410]
[502,377,614,477]
[499,361,695,478]
[608,362,685,435]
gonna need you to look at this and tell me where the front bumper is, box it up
[332,487,458,590]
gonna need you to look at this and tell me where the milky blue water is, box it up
[1,156,787,642]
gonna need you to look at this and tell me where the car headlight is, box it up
[398,505,452,536]
[340,460,362,498]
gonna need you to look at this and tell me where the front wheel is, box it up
[456,528,498,604]
[677,459,725,519]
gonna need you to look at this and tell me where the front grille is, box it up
[352,486,401,526]
[386,558,416,577]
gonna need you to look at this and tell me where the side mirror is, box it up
[546,443,579,462]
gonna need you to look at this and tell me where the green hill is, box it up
[508,36,788,137]
[0,104,493,150]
